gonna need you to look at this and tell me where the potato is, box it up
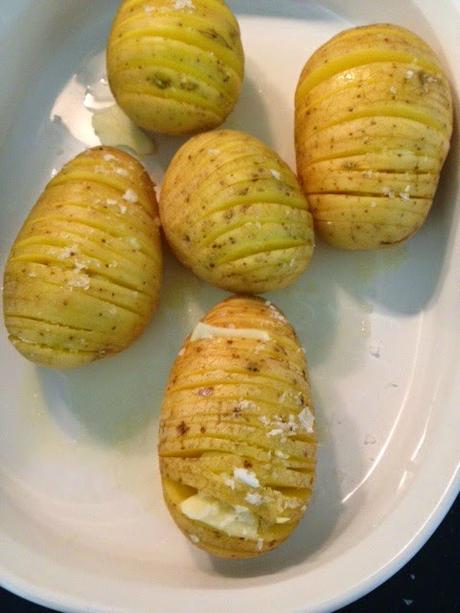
[160,129,315,292]
[3,146,162,368]
[107,0,244,135]
[158,295,316,559]
[295,23,453,249]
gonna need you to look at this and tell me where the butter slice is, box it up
[180,492,258,539]
[190,322,270,342]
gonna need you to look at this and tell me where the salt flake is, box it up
[174,0,195,9]
[245,492,263,505]
[299,407,315,433]
[123,189,138,203]
[233,468,260,488]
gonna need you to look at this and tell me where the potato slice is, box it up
[160,129,314,292]
[158,295,317,558]
[3,147,162,368]
[107,0,244,135]
[295,23,453,249]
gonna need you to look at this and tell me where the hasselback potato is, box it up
[160,129,314,292]
[107,0,244,135]
[3,146,162,368]
[159,295,316,558]
[295,23,453,249]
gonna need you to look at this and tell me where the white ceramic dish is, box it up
[0,1,459,612]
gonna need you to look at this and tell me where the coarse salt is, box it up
[299,407,315,433]
[223,476,236,489]
[68,274,90,290]
[245,492,263,505]
[58,245,78,260]
[237,399,257,411]
[270,169,281,180]
[233,468,260,488]
[174,0,195,9]
[123,189,138,203]
[382,186,395,198]
[115,167,128,177]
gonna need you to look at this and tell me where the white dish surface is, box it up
[0,1,459,612]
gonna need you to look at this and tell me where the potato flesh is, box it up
[295,24,453,249]
[158,296,317,558]
[160,129,314,293]
[3,147,162,368]
[107,0,244,135]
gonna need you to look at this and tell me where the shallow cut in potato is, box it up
[107,0,244,135]
[160,129,315,293]
[158,295,316,559]
[295,23,453,250]
[3,146,162,368]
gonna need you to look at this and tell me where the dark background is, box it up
[1,495,458,613]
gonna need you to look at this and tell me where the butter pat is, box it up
[180,492,258,539]
[190,322,270,342]
[92,104,156,156]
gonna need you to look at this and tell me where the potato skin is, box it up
[107,0,244,135]
[160,129,315,293]
[158,296,316,559]
[3,146,162,368]
[295,23,453,249]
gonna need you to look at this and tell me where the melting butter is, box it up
[190,322,270,342]
[180,492,258,539]
[92,104,156,156]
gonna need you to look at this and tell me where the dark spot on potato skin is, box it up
[177,421,190,436]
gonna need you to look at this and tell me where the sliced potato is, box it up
[295,23,453,249]
[3,146,162,368]
[107,0,244,135]
[158,295,317,558]
[160,129,314,292]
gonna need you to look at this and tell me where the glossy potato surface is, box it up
[160,130,315,293]
[159,296,317,558]
[107,0,244,135]
[295,24,453,249]
[3,147,162,368]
